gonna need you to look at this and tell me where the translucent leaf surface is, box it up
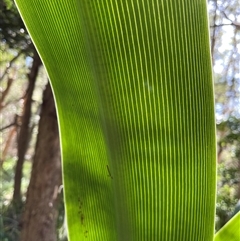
[214,212,240,241]
[15,0,217,240]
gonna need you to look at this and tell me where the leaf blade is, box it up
[214,212,240,241]
[15,0,217,240]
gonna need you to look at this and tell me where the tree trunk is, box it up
[20,82,61,241]
[0,125,17,168]
[13,50,41,202]
[0,76,14,111]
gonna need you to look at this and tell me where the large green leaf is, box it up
[15,0,218,240]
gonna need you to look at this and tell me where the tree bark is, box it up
[0,76,14,111]
[0,125,17,168]
[20,82,61,241]
[13,50,41,202]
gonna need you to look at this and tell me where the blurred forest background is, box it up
[0,0,239,240]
